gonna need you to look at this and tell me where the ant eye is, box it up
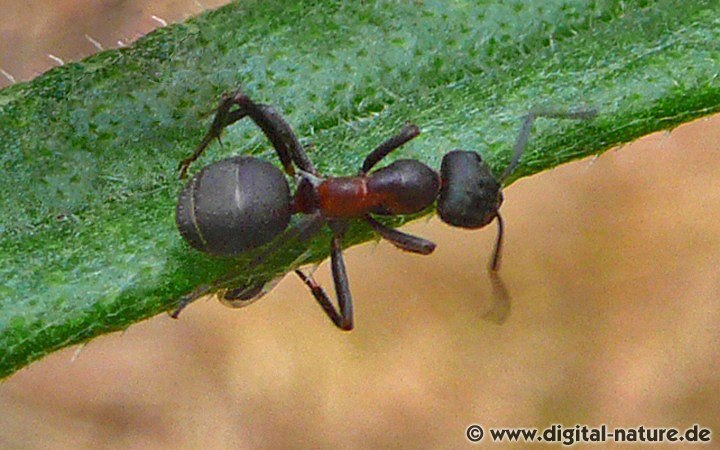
[437,150,502,229]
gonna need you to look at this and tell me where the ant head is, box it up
[437,150,503,229]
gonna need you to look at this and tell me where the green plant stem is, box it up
[1,0,719,379]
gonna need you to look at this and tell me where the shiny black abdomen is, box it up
[176,156,291,256]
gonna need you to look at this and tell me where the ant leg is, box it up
[178,94,248,178]
[295,269,352,330]
[169,284,212,318]
[223,282,265,305]
[294,223,354,330]
[364,215,436,255]
[328,229,354,330]
[220,275,285,309]
[239,97,317,175]
[360,123,420,174]
[499,107,597,182]
[179,90,316,178]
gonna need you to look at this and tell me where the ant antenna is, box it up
[490,107,596,272]
[482,269,511,324]
[499,107,597,183]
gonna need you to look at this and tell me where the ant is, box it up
[173,90,595,330]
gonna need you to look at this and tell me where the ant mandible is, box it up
[173,90,595,330]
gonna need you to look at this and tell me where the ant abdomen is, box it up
[176,156,292,256]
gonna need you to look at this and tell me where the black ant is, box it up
[173,90,595,330]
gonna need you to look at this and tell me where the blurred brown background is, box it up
[1,1,719,449]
